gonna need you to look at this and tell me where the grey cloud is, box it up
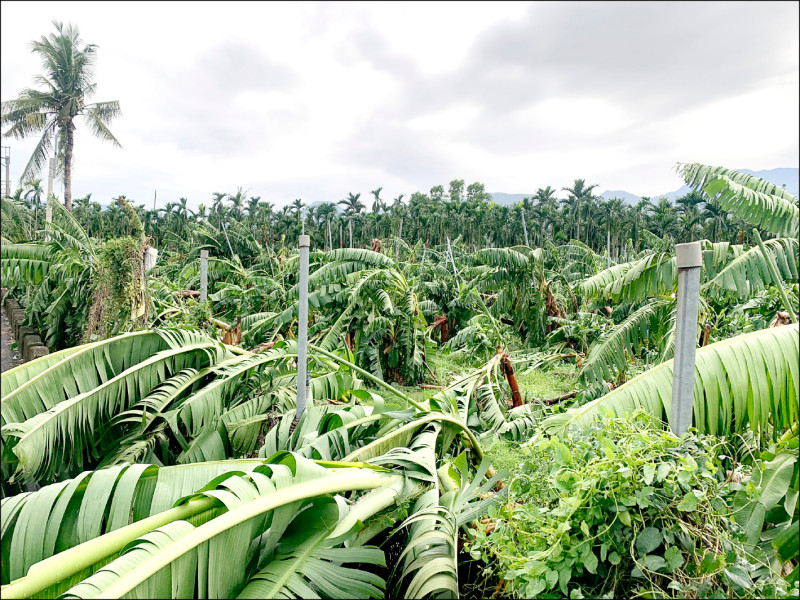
[365,2,798,136]
[149,41,302,155]
[467,2,794,113]
[342,118,457,184]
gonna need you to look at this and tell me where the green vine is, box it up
[86,237,146,340]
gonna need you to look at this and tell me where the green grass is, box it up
[481,435,523,474]
[515,363,577,402]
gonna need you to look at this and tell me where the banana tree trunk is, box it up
[499,353,522,408]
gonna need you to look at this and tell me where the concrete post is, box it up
[200,250,209,302]
[296,235,311,420]
[670,241,702,436]
[4,153,9,198]
[521,207,529,247]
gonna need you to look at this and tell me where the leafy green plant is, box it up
[467,413,793,599]
[86,236,147,340]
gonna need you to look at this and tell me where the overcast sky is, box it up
[1,1,798,209]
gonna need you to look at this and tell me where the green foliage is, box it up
[86,236,146,340]
[466,413,794,599]
[729,432,800,586]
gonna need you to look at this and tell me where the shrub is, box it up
[466,412,793,598]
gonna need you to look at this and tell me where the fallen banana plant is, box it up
[2,443,504,599]
[541,324,799,439]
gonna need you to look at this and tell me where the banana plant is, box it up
[576,236,798,393]
[1,424,504,599]
[243,248,432,385]
[541,324,799,443]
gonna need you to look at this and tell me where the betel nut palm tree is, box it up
[1,21,122,212]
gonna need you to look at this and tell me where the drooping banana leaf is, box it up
[678,163,799,238]
[2,340,225,483]
[541,324,799,439]
[705,237,798,298]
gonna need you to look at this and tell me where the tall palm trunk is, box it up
[64,121,75,212]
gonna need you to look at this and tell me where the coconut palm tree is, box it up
[1,21,122,212]
[651,197,678,238]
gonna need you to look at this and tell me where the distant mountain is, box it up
[491,168,798,208]
[598,168,798,205]
[490,193,533,206]
[596,190,648,205]
[738,168,798,197]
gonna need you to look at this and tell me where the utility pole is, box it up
[221,221,235,258]
[153,190,157,212]
[1,146,9,197]
[296,234,311,421]
[607,229,611,269]
[349,220,353,248]
[670,241,702,436]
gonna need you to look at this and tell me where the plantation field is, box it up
[1,162,798,599]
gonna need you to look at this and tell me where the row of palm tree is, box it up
[3,178,762,262]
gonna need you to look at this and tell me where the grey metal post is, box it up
[199,250,209,302]
[670,241,702,436]
[521,208,529,247]
[396,217,403,259]
[296,234,311,420]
